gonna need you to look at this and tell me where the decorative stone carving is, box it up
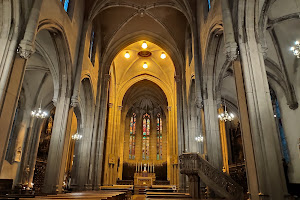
[224,42,238,61]
[167,106,172,111]
[108,103,113,108]
[138,8,146,17]
[174,75,181,83]
[104,74,111,82]
[195,97,203,108]
[17,40,35,59]
[70,97,79,108]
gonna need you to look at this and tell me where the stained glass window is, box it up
[129,113,136,159]
[60,0,70,12]
[156,114,163,160]
[270,88,290,163]
[142,113,150,160]
[208,0,211,10]
[89,29,96,65]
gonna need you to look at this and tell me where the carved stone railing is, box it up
[180,153,243,200]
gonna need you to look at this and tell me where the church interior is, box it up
[0,0,300,199]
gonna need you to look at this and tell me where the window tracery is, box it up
[156,113,163,160]
[142,113,150,160]
[129,113,136,159]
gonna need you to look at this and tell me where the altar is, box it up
[134,172,156,186]
[134,163,156,186]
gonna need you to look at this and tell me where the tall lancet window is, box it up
[270,88,290,163]
[129,113,136,159]
[208,0,211,10]
[156,114,163,160]
[142,113,150,160]
[60,0,70,12]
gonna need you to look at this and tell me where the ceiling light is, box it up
[218,100,235,122]
[142,42,148,49]
[125,51,130,58]
[31,104,47,119]
[195,136,204,142]
[143,62,148,69]
[161,52,166,59]
[290,41,300,58]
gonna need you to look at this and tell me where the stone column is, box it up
[94,74,110,187]
[0,0,43,173]
[232,60,260,200]
[237,0,289,199]
[203,94,222,170]
[27,120,44,187]
[71,21,89,107]
[42,95,71,194]
[0,56,27,173]
[57,108,74,193]
[15,115,35,186]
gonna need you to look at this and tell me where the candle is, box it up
[153,165,155,173]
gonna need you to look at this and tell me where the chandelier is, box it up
[72,132,82,140]
[31,105,47,119]
[195,135,204,142]
[290,41,300,58]
[218,101,234,122]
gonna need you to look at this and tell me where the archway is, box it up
[102,40,179,186]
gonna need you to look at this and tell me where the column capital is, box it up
[174,75,181,83]
[167,106,172,111]
[118,105,123,111]
[17,40,35,59]
[70,97,79,108]
[108,103,113,108]
[104,74,111,82]
[224,42,238,61]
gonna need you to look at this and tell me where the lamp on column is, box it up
[218,99,234,122]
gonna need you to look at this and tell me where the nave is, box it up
[0,0,300,200]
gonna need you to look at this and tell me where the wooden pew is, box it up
[27,191,127,200]
[100,185,133,200]
[0,179,35,200]
[146,191,191,199]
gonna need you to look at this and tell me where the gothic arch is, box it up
[102,31,183,77]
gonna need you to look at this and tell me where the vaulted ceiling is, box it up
[89,0,193,60]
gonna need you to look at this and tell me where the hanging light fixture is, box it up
[161,52,166,59]
[125,51,130,58]
[31,103,48,119]
[142,41,148,49]
[195,135,204,142]
[72,132,83,140]
[290,41,300,58]
[143,62,148,69]
[218,100,234,122]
